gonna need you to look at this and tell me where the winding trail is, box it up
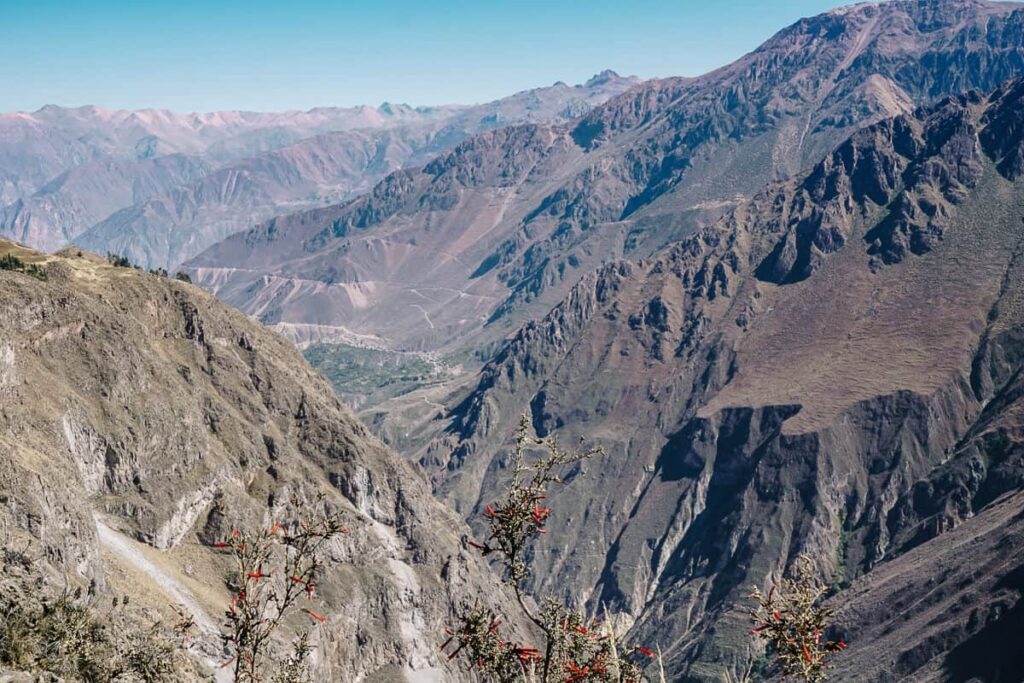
[94,515,231,682]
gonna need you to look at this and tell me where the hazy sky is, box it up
[1,0,851,113]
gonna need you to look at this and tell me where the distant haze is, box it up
[1,0,847,112]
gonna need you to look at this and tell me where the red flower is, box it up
[773,610,782,621]
[531,502,551,524]
[485,504,497,518]
[637,646,654,657]
[303,608,326,623]
[802,644,812,663]
[516,646,542,661]
[564,662,591,681]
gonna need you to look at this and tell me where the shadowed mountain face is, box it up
[403,78,1024,680]
[188,0,1024,359]
[0,73,640,269]
[0,238,530,682]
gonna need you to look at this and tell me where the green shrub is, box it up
[0,253,24,271]
[107,253,134,268]
[748,556,847,682]
[0,582,193,682]
[0,253,48,280]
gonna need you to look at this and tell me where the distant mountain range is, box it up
[0,71,640,268]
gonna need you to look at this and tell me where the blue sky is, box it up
[1,0,852,113]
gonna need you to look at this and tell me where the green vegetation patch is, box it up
[303,342,444,406]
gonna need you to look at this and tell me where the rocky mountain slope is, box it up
[401,77,1024,680]
[0,238,530,681]
[187,0,1024,361]
[0,73,640,271]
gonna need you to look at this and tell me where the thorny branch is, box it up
[213,494,347,683]
[446,415,656,682]
[748,556,847,683]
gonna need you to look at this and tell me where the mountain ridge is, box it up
[403,75,1024,680]
[187,0,1024,365]
[0,71,641,270]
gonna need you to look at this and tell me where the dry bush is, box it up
[443,415,659,682]
[0,583,193,682]
[211,495,347,683]
[748,556,847,682]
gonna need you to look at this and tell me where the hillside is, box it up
[188,0,1024,365]
[0,238,529,681]
[401,77,1024,680]
[0,153,213,252]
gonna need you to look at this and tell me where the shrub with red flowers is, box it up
[748,555,847,683]
[211,495,347,683]
[443,415,657,682]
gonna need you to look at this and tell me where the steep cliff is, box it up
[0,238,528,681]
[407,78,1024,680]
